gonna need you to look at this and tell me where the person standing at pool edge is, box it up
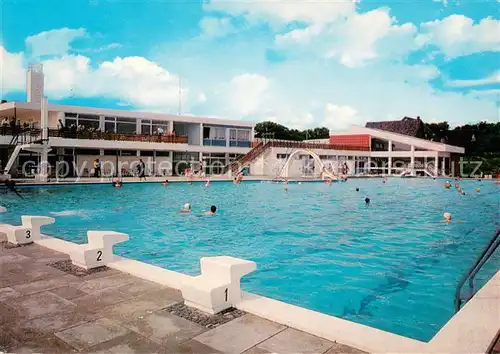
[137,159,147,181]
[93,159,101,178]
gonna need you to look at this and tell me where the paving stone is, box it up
[113,278,164,297]
[256,328,334,354]
[134,287,183,305]
[324,342,368,354]
[100,298,175,324]
[3,291,76,320]
[242,347,271,354]
[55,317,131,351]
[0,325,21,352]
[121,308,206,346]
[0,252,31,263]
[12,274,81,296]
[87,331,163,354]
[77,273,137,293]
[0,301,19,326]
[14,308,101,340]
[0,262,66,288]
[71,287,130,313]
[11,335,78,354]
[163,339,223,354]
[11,244,63,259]
[194,314,286,354]
[49,285,88,300]
[0,287,21,301]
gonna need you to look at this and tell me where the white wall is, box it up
[187,123,201,146]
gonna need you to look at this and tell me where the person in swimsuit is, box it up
[204,205,217,216]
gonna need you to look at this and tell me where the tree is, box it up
[254,121,330,141]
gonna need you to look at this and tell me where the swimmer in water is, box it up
[112,177,122,188]
[163,180,169,186]
[365,197,370,205]
[204,205,217,216]
[476,187,480,193]
[444,181,451,189]
[179,203,191,213]
[205,178,210,187]
[0,206,7,213]
[443,212,452,223]
[356,188,359,192]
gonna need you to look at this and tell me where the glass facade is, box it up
[64,113,99,129]
[203,125,252,147]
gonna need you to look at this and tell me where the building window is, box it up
[141,124,151,135]
[64,113,99,129]
[152,120,168,134]
[116,117,136,134]
[237,130,250,141]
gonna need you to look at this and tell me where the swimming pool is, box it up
[1,178,499,341]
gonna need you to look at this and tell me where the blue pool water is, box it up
[1,178,499,341]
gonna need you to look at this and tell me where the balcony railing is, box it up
[203,139,252,147]
[229,140,252,148]
[203,139,227,147]
[48,129,188,144]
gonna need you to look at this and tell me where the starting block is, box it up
[0,216,55,245]
[181,256,256,314]
[69,231,128,270]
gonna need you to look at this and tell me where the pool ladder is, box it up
[454,228,500,312]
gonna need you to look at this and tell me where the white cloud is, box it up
[322,103,361,131]
[447,71,500,87]
[204,0,355,27]
[275,9,417,67]
[199,17,236,38]
[226,73,269,115]
[25,28,86,57]
[275,25,323,45]
[324,9,417,67]
[268,112,316,130]
[0,46,26,95]
[469,89,500,97]
[416,15,500,58]
[75,42,122,53]
[1,46,185,111]
[198,92,207,103]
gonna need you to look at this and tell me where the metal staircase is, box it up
[2,129,43,175]
[454,228,500,312]
[224,139,370,175]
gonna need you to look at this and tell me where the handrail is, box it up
[47,129,188,144]
[454,228,500,312]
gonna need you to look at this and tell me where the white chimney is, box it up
[26,63,44,105]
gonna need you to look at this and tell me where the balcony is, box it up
[203,139,227,147]
[229,140,251,148]
[48,129,188,144]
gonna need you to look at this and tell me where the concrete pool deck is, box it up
[0,239,365,354]
[8,175,498,187]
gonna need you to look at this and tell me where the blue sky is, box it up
[1,0,499,130]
